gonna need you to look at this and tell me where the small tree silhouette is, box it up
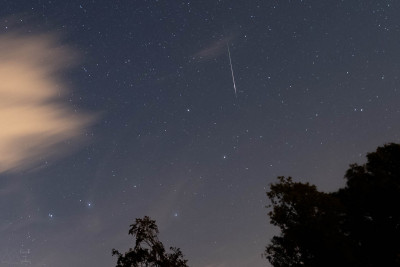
[112,216,188,267]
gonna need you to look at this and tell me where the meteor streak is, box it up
[227,43,237,97]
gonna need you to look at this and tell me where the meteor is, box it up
[227,43,237,97]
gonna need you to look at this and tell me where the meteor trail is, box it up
[227,43,237,97]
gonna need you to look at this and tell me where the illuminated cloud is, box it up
[0,32,96,173]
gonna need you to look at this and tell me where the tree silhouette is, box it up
[112,216,188,267]
[265,143,400,266]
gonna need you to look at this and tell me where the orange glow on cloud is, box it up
[0,32,96,173]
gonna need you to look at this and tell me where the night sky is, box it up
[1,1,400,266]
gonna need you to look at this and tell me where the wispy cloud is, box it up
[0,32,96,173]
[193,36,233,62]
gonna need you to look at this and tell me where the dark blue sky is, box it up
[0,1,399,266]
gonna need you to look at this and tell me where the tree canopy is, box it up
[112,216,188,267]
[265,143,400,266]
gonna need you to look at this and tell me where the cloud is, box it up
[0,32,96,173]
[192,36,234,62]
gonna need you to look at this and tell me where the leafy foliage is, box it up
[112,216,188,267]
[265,143,400,266]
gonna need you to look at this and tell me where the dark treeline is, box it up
[113,143,400,267]
[266,143,400,267]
